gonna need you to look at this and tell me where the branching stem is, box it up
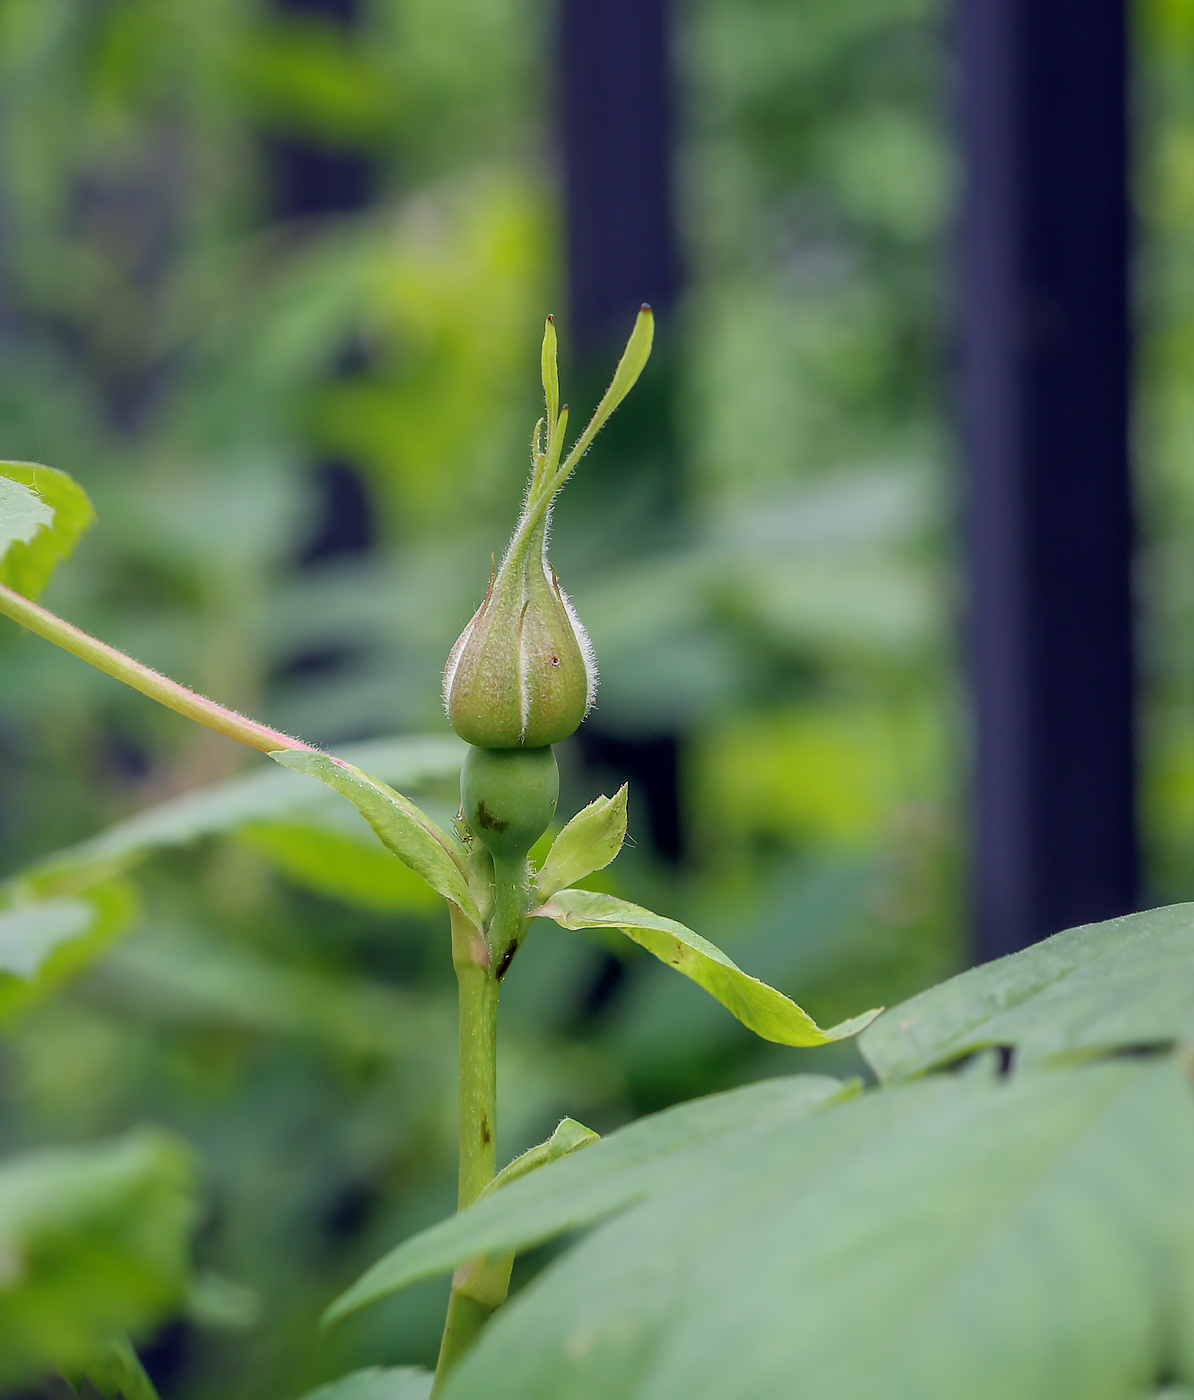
[0,583,311,755]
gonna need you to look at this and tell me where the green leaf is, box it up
[0,463,94,599]
[441,1059,1194,1400]
[270,751,480,926]
[478,1117,599,1201]
[534,787,627,902]
[860,902,1194,1082]
[0,1129,196,1387]
[299,1368,433,1400]
[0,882,139,1022]
[324,1074,846,1324]
[18,736,463,898]
[63,1334,160,1400]
[238,821,443,912]
[97,929,449,1057]
[556,307,654,486]
[533,889,880,1046]
[0,898,94,979]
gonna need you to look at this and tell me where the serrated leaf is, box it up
[18,736,462,898]
[299,1368,433,1400]
[324,1075,846,1324]
[441,1059,1194,1400]
[533,889,879,1047]
[860,902,1194,1082]
[0,1129,196,1387]
[270,751,479,926]
[0,463,94,599]
[534,787,627,902]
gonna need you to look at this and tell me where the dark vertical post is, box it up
[557,0,686,871]
[960,0,1136,958]
[558,0,680,353]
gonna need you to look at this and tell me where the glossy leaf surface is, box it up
[535,889,880,1046]
[325,1075,846,1323]
[860,903,1194,1081]
[443,1059,1194,1400]
[0,463,94,599]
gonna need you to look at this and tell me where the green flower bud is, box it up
[443,523,596,750]
[443,307,654,749]
[461,744,559,861]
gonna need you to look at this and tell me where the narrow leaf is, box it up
[534,889,880,1046]
[860,901,1194,1081]
[0,463,94,599]
[555,307,654,485]
[299,1368,432,1400]
[271,751,480,926]
[324,1075,846,1325]
[541,316,559,429]
[534,787,627,901]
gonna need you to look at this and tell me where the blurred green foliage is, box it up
[0,0,965,1394]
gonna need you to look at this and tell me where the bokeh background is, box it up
[0,0,1186,1394]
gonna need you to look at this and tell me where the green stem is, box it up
[434,865,530,1392]
[0,583,311,756]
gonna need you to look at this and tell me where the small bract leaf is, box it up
[534,889,880,1047]
[479,1118,599,1201]
[0,463,94,599]
[299,1368,432,1400]
[860,901,1194,1081]
[534,787,627,902]
[323,1075,846,1325]
[270,751,480,927]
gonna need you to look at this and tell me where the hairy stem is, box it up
[0,584,311,755]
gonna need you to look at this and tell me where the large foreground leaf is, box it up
[534,889,880,1046]
[0,463,94,599]
[0,1128,196,1387]
[860,902,1194,1081]
[326,1075,848,1323]
[300,1368,432,1400]
[438,1058,1194,1400]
